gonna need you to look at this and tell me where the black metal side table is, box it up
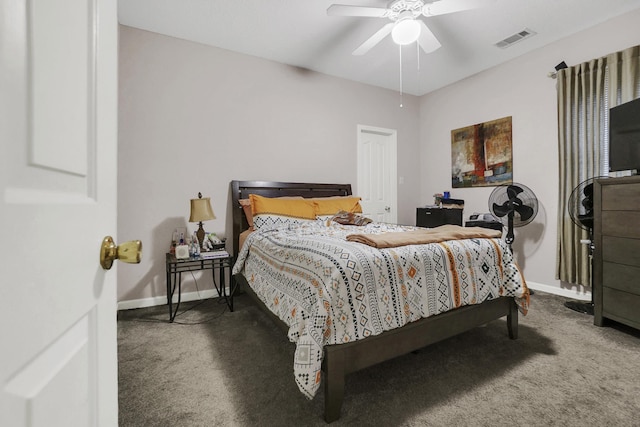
[165,252,236,322]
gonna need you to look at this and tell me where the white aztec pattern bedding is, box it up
[232,221,529,399]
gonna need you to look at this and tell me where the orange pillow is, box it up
[249,194,315,220]
[311,196,363,216]
[240,196,305,228]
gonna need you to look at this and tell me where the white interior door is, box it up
[357,125,398,223]
[1,0,120,425]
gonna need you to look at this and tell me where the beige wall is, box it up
[419,8,640,297]
[118,9,640,306]
[118,26,421,304]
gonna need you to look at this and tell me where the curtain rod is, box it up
[548,61,568,79]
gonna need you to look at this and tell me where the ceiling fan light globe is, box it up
[391,19,421,45]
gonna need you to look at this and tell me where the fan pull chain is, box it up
[399,45,403,108]
[417,41,420,71]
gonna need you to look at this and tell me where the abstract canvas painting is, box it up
[451,116,513,188]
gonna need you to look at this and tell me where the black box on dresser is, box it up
[416,207,462,228]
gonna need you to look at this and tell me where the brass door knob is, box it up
[100,236,142,270]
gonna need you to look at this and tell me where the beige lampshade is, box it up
[189,196,216,222]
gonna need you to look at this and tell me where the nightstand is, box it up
[165,252,236,322]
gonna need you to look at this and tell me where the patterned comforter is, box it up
[232,221,529,399]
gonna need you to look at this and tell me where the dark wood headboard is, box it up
[230,180,352,258]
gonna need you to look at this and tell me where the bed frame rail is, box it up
[235,261,517,423]
[323,297,517,422]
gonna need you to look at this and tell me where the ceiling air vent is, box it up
[495,28,536,49]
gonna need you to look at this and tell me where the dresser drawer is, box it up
[602,211,640,239]
[602,182,640,211]
[602,287,640,327]
[603,262,640,295]
[602,236,640,267]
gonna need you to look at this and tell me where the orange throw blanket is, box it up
[346,224,502,249]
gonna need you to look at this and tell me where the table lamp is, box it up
[189,192,216,250]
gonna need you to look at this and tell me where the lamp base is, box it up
[196,222,206,250]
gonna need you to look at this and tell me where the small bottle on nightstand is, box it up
[190,232,200,258]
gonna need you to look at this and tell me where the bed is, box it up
[230,180,528,423]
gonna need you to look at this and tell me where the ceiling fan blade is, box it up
[422,0,496,17]
[327,4,389,17]
[352,23,394,56]
[416,20,441,53]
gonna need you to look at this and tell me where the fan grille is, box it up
[568,177,607,231]
[489,183,538,227]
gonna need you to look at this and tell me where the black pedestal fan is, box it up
[489,183,539,251]
[489,183,539,295]
[564,176,606,315]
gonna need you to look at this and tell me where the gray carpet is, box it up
[118,291,640,426]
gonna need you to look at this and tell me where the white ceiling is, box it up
[118,0,640,96]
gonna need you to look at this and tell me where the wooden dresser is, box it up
[593,175,640,330]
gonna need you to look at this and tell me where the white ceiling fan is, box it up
[327,0,495,56]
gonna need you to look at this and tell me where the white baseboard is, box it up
[527,281,591,301]
[118,288,229,311]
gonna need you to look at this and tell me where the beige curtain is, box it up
[556,45,640,287]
